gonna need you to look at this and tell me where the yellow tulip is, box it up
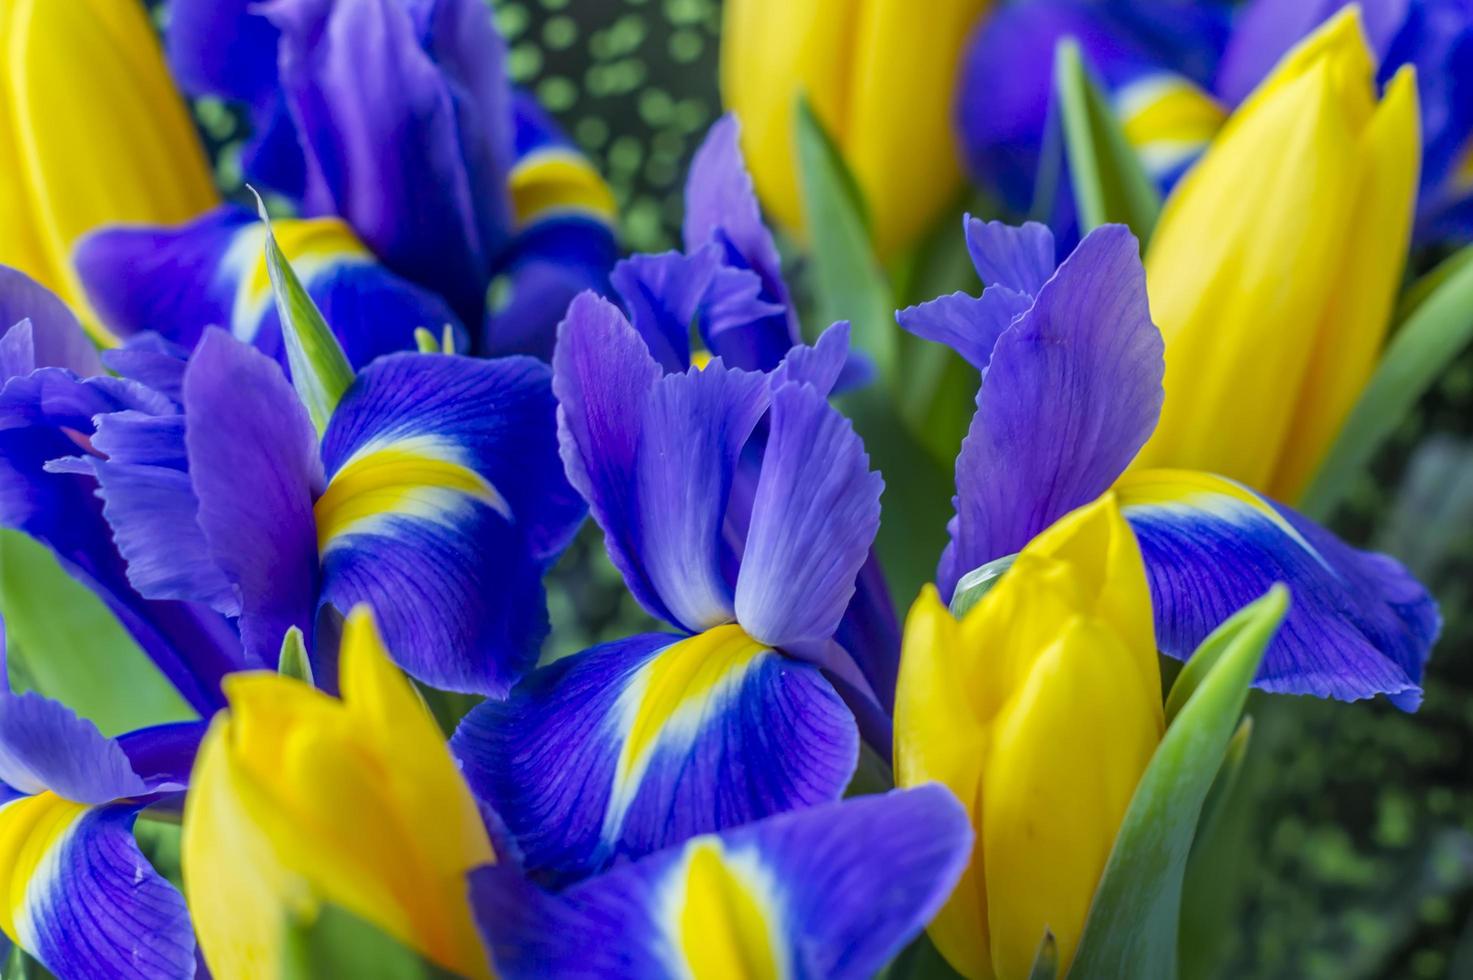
[894,495,1162,980]
[1,0,218,342]
[182,607,496,979]
[1134,7,1420,502]
[720,0,989,258]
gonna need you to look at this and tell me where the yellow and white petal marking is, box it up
[1116,73,1226,176]
[658,837,790,980]
[1114,468,1333,574]
[314,433,513,555]
[601,625,772,846]
[0,793,88,952]
[221,217,373,344]
[509,147,619,227]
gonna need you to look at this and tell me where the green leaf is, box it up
[283,904,461,980]
[278,626,314,685]
[948,554,1017,618]
[1300,243,1473,520]
[253,191,355,437]
[1068,586,1288,980]
[1054,38,1162,242]
[794,97,898,385]
[0,531,194,735]
[1028,931,1059,980]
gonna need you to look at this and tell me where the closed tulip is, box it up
[0,0,218,340]
[182,607,496,979]
[720,0,989,258]
[1134,8,1421,502]
[894,494,1163,979]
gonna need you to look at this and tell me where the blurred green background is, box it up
[29,0,1473,976]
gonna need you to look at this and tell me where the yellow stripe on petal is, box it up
[314,435,512,553]
[665,838,789,980]
[0,793,88,949]
[1117,74,1226,175]
[224,218,374,344]
[509,147,618,227]
[603,625,771,843]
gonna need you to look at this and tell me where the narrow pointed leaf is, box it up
[1054,38,1161,242]
[1068,587,1288,980]
[278,626,314,685]
[795,97,897,384]
[253,193,355,436]
[1301,244,1473,520]
[1027,931,1059,980]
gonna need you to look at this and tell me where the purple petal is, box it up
[1121,471,1440,709]
[734,384,883,652]
[768,320,852,396]
[609,248,718,373]
[552,293,673,624]
[0,268,101,377]
[182,329,323,665]
[452,628,857,880]
[896,287,1033,371]
[942,224,1161,599]
[0,692,147,802]
[317,352,583,694]
[635,365,769,633]
[471,786,971,980]
[115,722,208,791]
[964,217,1058,294]
[5,802,194,979]
[267,0,511,323]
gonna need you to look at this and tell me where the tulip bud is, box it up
[0,0,219,340]
[720,0,989,257]
[894,494,1163,979]
[1134,8,1420,502]
[182,607,495,979]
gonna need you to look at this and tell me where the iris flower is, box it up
[161,0,618,356]
[452,292,884,879]
[72,321,585,695]
[899,218,1439,707]
[0,618,207,977]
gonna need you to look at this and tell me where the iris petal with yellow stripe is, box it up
[75,205,466,369]
[454,626,857,880]
[471,787,972,980]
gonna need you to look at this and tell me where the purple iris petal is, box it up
[115,722,208,791]
[102,335,192,404]
[89,412,240,615]
[470,786,971,980]
[768,320,852,395]
[553,292,674,625]
[0,267,101,377]
[1123,478,1440,709]
[0,692,147,803]
[452,630,857,879]
[940,224,1161,598]
[734,383,883,653]
[267,0,512,324]
[636,365,769,633]
[682,115,799,371]
[897,288,1033,372]
[965,218,1058,294]
[318,352,582,695]
[18,804,196,980]
[182,329,323,665]
[608,248,720,373]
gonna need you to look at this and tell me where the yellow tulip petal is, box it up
[893,585,993,979]
[843,0,989,257]
[3,0,218,337]
[1268,66,1420,500]
[980,616,1162,978]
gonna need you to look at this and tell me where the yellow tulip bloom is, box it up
[1135,7,1420,502]
[182,607,496,980]
[894,494,1162,980]
[1,0,218,341]
[720,0,989,258]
